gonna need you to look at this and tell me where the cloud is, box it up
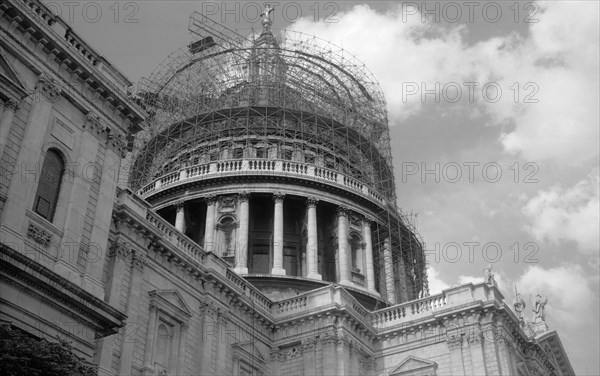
[292,1,600,165]
[513,265,596,327]
[523,172,600,255]
[427,266,450,294]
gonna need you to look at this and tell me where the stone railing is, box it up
[276,295,308,314]
[138,159,388,206]
[145,210,207,264]
[225,270,273,312]
[371,283,504,329]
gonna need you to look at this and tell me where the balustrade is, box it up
[138,159,387,205]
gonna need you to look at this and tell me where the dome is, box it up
[129,12,426,306]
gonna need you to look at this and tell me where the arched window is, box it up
[33,149,64,221]
[155,323,170,367]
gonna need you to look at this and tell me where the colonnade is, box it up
[170,192,398,298]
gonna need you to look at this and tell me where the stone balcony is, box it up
[137,159,389,206]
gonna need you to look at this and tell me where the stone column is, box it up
[383,237,396,304]
[362,218,377,294]
[203,195,217,252]
[234,192,249,274]
[337,207,351,285]
[306,197,321,280]
[84,141,123,299]
[97,241,132,375]
[0,99,19,157]
[176,322,189,375]
[118,250,147,374]
[467,329,487,376]
[271,192,286,275]
[141,304,158,374]
[175,200,186,233]
[199,302,218,375]
[447,333,466,376]
[215,310,229,375]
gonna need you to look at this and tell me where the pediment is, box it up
[149,290,192,320]
[389,356,438,375]
[232,341,267,365]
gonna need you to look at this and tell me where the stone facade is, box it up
[0,1,575,375]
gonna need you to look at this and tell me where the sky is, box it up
[45,1,600,373]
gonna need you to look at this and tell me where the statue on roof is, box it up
[483,264,496,286]
[260,4,274,32]
[513,286,526,321]
[533,293,548,322]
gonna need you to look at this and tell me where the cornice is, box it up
[0,1,146,130]
[0,242,126,336]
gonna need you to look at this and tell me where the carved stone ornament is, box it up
[132,250,148,271]
[273,192,285,201]
[306,196,319,207]
[238,191,250,203]
[204,195,218,205]
[36,74,62,103]
[446,333,463,350]
[84,111,103,134]
[27,223,52,247]
[106,133,127,157]
[220,195,236,209]
[336,206,349,217]
[349,213,362,227]
[175,200,185,212]
[108,240,133,261]
[199,300,219,317]
[5,99,20,112]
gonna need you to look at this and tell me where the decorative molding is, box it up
[132,250,148,271]
[219,195,237,211]
[217,308,229,325]
[238,191,250,203]
[204,194,218,205]
[336,206,349,217]
[349,212,362,227]
[175,200,185,212]
[446,333,463,350]
[106,133,127,157]
[4,99,20,111]
[306,196,319,207]
[84,111,104,134]
[199,300,219,317]
[35,73,62,103]
[27,223,52,247]
[108,240,133,261]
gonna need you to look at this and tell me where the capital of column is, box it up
[132,250,149,271]
[306,196,319,207]
[205,194,218,205]
[238,191,250,203]
[175,200,186,212]
[4,99,20,112]
[108,241,133,262]
[362,215,375,226]
[273,191,285,202]
[106,133,127,158]
[336,206,349,217]
[35,73,62,103]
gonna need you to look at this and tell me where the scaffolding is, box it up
[129,11,427,302]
